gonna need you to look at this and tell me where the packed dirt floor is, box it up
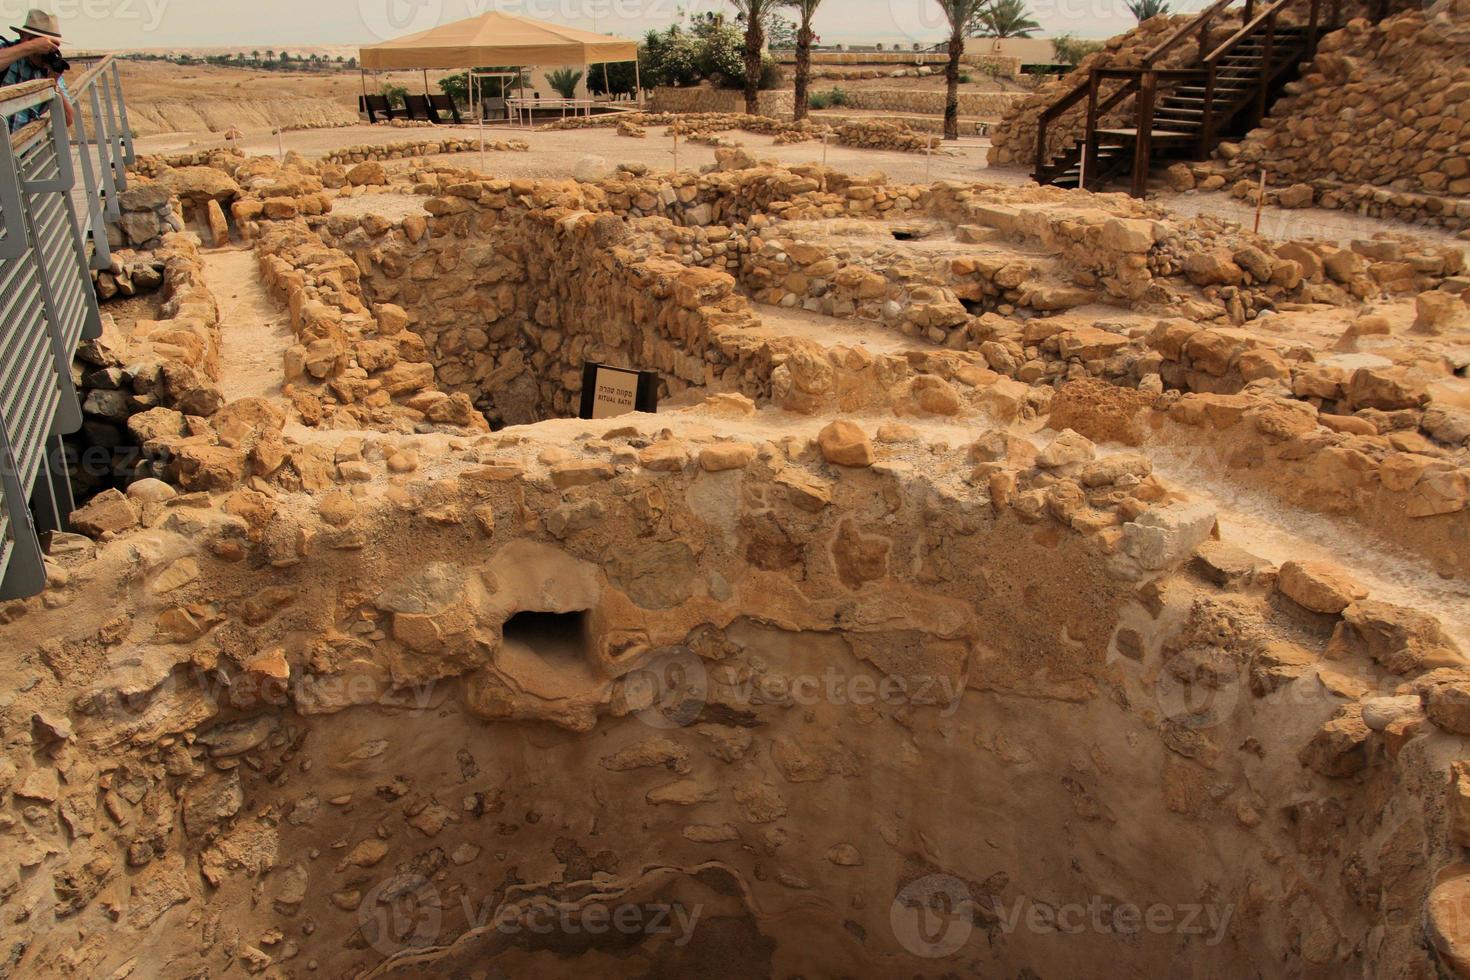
[4,115,1470,980]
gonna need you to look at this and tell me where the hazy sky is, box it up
[13,0,1203,50]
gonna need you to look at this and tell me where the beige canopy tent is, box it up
[360,10,636,71]
[359,11,640,122]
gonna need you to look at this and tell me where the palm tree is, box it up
[1126,0,1172,21]
[970,0,1040,37]
[730,0,782,115]
[785,0,822,121]
[251,49,260,65]
[546,67,584,98]
[934,0,994,139]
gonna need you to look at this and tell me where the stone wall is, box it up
[822,88,1025,118]
[134,146,246,179]
[647,87,795,117]
[1218,0,1470,198]
[74,232,228,496]
[647,85,1025,121]
[9,367,1470,978]
[321,138,530,166]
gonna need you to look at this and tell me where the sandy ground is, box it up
[138,123,1004,185]
[201,246,294,402]
[135,123,1468,252]
[113,61,461,110]
[1156,191,1469,249]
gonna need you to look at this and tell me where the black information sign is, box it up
[578,363,659,420]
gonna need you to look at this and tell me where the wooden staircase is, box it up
[1032,0,1373,197]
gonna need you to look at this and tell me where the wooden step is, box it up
[1095,127,1199,142]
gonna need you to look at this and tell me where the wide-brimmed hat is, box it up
[13,9,62,41]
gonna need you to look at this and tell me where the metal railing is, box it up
[0,54,133,599]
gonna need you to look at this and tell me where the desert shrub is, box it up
[809,86,846,109]
[1052,34,1105,67]
[379,82,409,109]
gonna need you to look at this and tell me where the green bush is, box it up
[379,82,409,109]
[638,23,781,92]
[1052,34,1105,67]
[958,72,973,84]
[758,55,782,91]
[440,68,532,107]
[699,24,746,83]
[587,60,638,96]
[808,86,846,110]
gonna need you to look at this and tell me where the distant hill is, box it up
[116,44,363,61]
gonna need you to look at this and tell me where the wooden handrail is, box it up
[1204,0,1294,63]
[1032,0,1366,189]
[1142,0,1236,65]
[67,54,117,95]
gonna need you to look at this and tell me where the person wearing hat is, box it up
[1,9,76,132]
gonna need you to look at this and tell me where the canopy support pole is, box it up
[476,72,488,170]
[634,59,641,109]
[423,69,429,95]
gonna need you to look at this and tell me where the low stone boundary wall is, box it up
[1169,163,1470,234]
[818,112,989,137]
[647,87,795,117]
[827,88,1025,118]
[321,138,530,166]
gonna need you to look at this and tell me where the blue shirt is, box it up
[3,37,73,132]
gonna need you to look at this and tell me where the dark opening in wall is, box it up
[500,610,592,667]
[67,287,168,505]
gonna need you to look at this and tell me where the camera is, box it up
[41,49,69,74]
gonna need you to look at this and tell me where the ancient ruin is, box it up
[0,1,1468,977]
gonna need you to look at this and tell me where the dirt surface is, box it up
[1155,189,1470,250]
[110,60,461,136]
[139,123,1004,185]
[202,246,293,402]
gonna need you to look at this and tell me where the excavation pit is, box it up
[8,137,1470,980]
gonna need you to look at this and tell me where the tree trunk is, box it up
[794,24,813,121]
[944,28,963,140]
[743,22,764,116]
